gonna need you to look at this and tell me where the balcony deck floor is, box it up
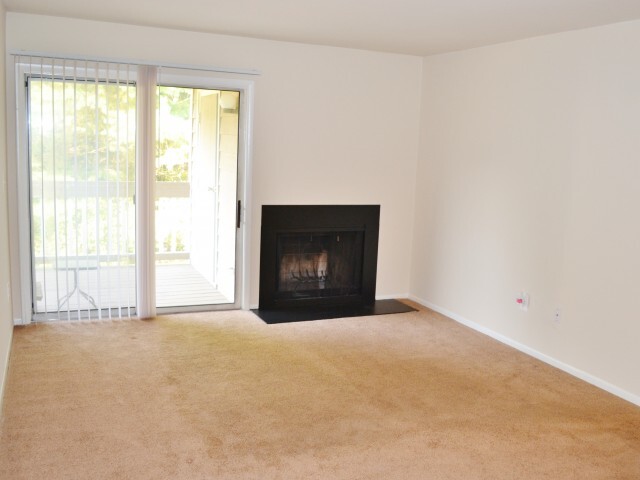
[34,263,231,318]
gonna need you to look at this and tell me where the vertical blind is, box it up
[22,56,138,320]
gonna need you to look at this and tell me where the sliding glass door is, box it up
[17,58,246,321]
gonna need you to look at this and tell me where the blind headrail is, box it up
[9,50,261,76]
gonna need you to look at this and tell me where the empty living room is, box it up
[0,1,639,478]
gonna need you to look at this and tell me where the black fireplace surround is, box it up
[259,205,379,310]
[254,205,415,323]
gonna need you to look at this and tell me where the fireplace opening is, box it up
[276,231,364,300]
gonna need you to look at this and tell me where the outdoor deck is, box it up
[34,263,231,318]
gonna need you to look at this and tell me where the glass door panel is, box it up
[27,68,137,321]
[155,86,239,308]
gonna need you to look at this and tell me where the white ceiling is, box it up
[4,0,640,56]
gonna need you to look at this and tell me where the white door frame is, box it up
[154,68,254,314]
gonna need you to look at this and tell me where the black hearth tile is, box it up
[251,299,416,324]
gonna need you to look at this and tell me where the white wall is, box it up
[0,2,14,410]
[412,20,640,401]
[5,13,422,310]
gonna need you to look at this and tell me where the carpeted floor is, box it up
[1,304,639,479]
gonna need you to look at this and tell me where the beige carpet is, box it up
[1,304,639,479]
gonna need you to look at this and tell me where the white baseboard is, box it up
[376,293,409,300]
[0,325,14,415]
[408,295,640,408]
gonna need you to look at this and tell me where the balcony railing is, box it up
[31,180,231,317]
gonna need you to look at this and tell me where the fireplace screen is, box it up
[275,231,364,300]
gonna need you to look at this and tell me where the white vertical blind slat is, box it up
[105,63,112,320]
[39,57,49,316]
[73,60,81,320]
[50,58,61,320]
[115,64,121,319]
[62,58,70,321]
[129,66,135,318]
[125,66,132,318]
[94,62,102,319]
[84,61,92,321]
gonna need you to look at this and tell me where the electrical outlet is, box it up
[553,308,561,324]
[516,292,529,311]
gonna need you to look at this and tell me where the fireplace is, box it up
[254,205,415,323]
[258,205,379,310]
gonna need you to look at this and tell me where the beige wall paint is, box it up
[412,20,640,400]
[0,2,14,409]
[5,13,422,309]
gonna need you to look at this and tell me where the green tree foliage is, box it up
[30,79,137,183]
[156,162,189,182]
[30,78,196,260]
[159,87,192,120]
[30,78,195,262]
